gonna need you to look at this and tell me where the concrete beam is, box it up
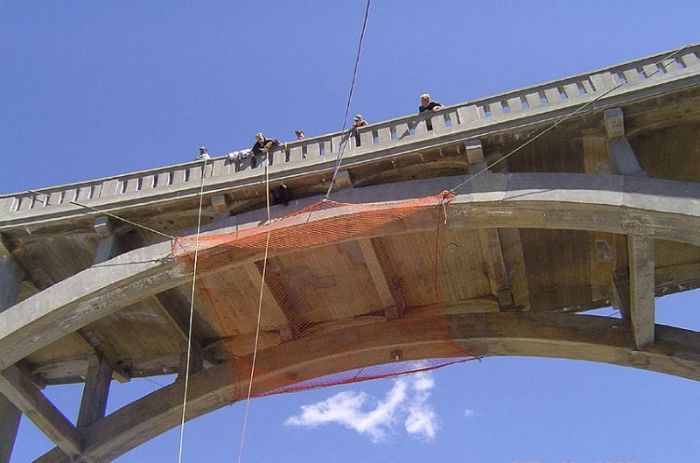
[3,174,700,371]
[603,108,646,176]
[628,236,656,348]
[0,365,82,457]
[478,229,514,310]
[358,238,402,319]
[498,228,530,311]
[242,263,294,341]
[464,139,487,174]
[77,355,112,428]
[210,195,228,215]
[333,170,353,190]
[0,256,23,313]
[35,311,700,462]
[0,393,22,463]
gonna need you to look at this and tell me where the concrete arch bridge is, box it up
[1,45,700,462]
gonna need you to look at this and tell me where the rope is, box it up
[26,189,177,240]
[177,158,209,463]
[448,44,690,194]
[236,155,273,463]
[325,0,372,198]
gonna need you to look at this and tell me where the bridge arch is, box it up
[35,310,700,462]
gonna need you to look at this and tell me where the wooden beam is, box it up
[603,108,646,176]
[0,365,82,457]
[0,393,22,463]
[628,236,656,347]
[357,238,402,319]
[478,229,514,310]
[77,355,112,428]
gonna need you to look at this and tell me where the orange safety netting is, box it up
[173,192,477,401]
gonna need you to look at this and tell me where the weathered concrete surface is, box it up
[35,311,700,463]
[1,173,699,374]
[1,44,698,232]
[0,393,22,463]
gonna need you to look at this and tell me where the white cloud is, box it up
[285,371,439,442]
[463,408,476,418]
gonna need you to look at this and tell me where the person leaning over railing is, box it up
[250,132,280,168]
[418,93,443,131]
[251,132,280,155]
[418,93,443,113]
[197,146,211,161]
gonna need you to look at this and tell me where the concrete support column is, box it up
[603,108,646,176]
[0,256,23,313]
[0,240,24,462]
[0,393,22,463]
[77,355,112,428]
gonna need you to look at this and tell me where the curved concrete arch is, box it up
[2,173,700,370]
[35,311,700,462]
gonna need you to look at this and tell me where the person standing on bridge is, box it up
[295,129,305,140]
[418,93,443,113]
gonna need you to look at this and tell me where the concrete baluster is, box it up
[524,92,544,108]
[643,63,661,79]
[680,51,699,68]
[488,101,506,117]
[171,169,187,185]
[412,118,429,136]
[507,96,524,112]
[563,83,581,99]
[359,129,373,147]
[430,112,447,131]
[0,198,13,213]
[305,142,320,157]
[543,87,562,105]
[392,121,411,140]
[457,105,481,125]
[287,145,304,164]
[621,68,640,85]
[589,71,617,92]
[140,175,156,191]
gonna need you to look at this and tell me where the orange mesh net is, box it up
[173,192,477,401]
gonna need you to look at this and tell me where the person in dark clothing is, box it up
[251,132,280,155]
[418,93,443,113]
[353,114,368,128]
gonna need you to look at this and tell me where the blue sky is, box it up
[3,1,700,462]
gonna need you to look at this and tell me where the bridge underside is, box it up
[2,170,700,461]
[1,51,700,462]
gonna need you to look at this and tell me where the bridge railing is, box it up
[1,44,698,222]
